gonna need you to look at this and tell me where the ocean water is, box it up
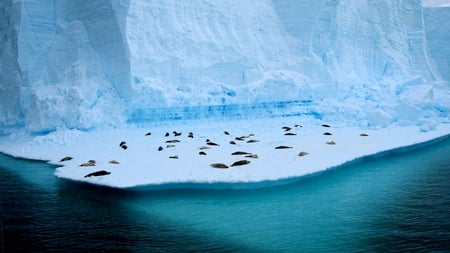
[1,137,450,252]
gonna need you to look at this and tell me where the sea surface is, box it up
[1,137,450,252]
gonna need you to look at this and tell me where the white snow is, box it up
[1,117,449,190]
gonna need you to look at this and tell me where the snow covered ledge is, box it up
[1,117,449,190]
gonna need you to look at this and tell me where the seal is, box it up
[80,160,96,167]
[199,151,207,155]
[275,145,293,149]
[232,151,251,155]
[321,124,331,127]
[169,155,179,159]
[224,131,230,135]
[229,141,236,145]
[285,133,296,136]
[323,132,332,135]
[298,151,309,156]
[188,132,194,138]
[207,141,220,146]
[247,139,260,143]
[109,160,120,164]
[210,163,229,169]
[360,133,369,136]
[145,132,151,136]
[245,154,258,159]
[230,160,250,167]
[326,141,336,145]
[158,146,163,151]
[282,126,291,131]
[84,170,111,178]
[59,156,73,162]
[173,131,182,136]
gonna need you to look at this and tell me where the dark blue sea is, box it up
[1,137,450,252]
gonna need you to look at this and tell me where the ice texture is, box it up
[0,0,22,130]
[1,0,449,134]
[423,6,450,81]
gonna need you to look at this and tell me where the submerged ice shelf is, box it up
[1,117,449,190]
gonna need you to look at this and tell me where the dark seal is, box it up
[84,170,111,178]
[230,160,250,167]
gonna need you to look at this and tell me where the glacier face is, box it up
[0,0,449,134]
[424,6,450,81]
[0,0,22,130]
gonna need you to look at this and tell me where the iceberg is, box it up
[1,117,449,189]
[0,0,449,189]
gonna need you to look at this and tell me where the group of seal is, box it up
[119,141,127,150]
[59,156,118,178]
[202,131,260,169]
[210,159,251,169]
[144,128,261,165]
[57,122,371,179]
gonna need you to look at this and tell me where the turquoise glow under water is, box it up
[1,136,450,252]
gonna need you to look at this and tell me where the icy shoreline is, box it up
[1,117,449,190]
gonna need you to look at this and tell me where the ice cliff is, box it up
[1,0,449,134]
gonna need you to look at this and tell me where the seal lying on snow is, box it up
[230,160,250,167]
[80,160,96,167]
[210,163,229,169]
[231,151,251,155]
[275,145,293,149]
[59,156,73,162]
[84,170,111,177]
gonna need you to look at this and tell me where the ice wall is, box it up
[0,0,449,134]
[12,0,127,133]
[126,0,311,109]
[126,0,439,108]
[0,0,22,131]
[423,7,450,81]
